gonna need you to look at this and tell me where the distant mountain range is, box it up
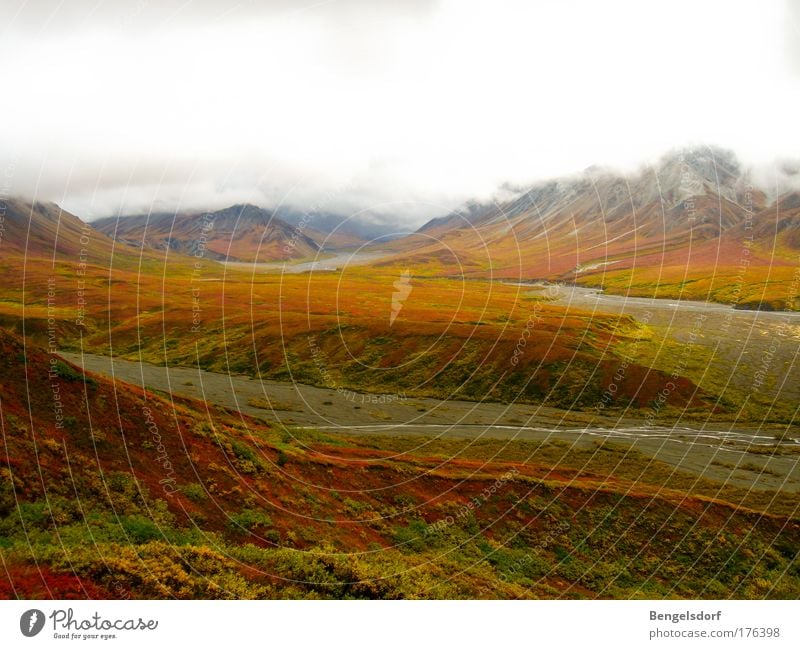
[91,204,401,263]
[4,146,800,308]
[276,209,406,244]
[379,146,800,308]
[92,204,320,262]
[396,147,778,272]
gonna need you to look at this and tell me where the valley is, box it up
[1,146,799,600]
[62,350,800,496]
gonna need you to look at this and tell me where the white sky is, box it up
[0,0,798,224]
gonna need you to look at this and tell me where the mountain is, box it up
[276,209,404,244]
[404,147,760,270]
[91,204,381,263]
[0,199,122,263]
[92,204,322,262]
[750,190,800,250]
[383,147,798,308]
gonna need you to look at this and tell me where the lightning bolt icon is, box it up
[28,611,38,632]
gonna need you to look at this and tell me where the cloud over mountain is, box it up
[0,0,798,224]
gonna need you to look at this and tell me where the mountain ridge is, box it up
[91,203,324,262]
[378,146,799,308]
[92,204,403,262]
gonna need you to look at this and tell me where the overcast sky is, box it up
[0,0,798,224]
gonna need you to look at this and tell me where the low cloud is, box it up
[1,0,798,224]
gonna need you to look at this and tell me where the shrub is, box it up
[181,483,208,503]
[229,508,273,532]
[53,360,95,386]
[391,519,429,552]
[0,470,15,517]
[263,529,281,545]
[119,515,162,544]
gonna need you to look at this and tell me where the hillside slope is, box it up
[1,327,797,599]
[0,199,122,263]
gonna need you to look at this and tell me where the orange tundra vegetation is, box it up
[1,328,798,599]
[0,245,714,412]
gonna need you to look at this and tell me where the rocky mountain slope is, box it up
[92,203,325,262]
[383,147,799,308]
